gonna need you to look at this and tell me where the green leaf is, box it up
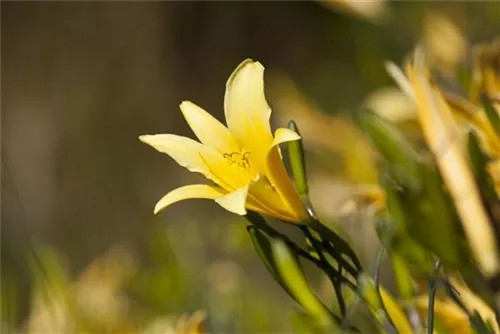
[407,164,462,267]
[470,310,495,334]
[289,312,325,334]
[457,63,473,95]
[1,270,18,328]
[381,172,410,234]
[482,94,500,137]
[308,219,363,274]
[466,132,500,294]
[375,218,434,274]
[272,239,338,330]
[27,245,71,294]
[382,162,463,268]
[245,210,279,237]
[467,131,497,200]
[357,274,385,323]
[358,274,381,310]
[247,226,296,301]
[287,120,309,198]
[390,252,414,302]
[357,110,422,191]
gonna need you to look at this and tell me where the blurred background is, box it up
[2,1,499,332]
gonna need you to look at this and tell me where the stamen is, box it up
[224,151,252,168]
[223,151,256,183]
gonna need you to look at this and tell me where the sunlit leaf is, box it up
[287,120,309,199]
[357,111,422,191]
[272,239,337,330]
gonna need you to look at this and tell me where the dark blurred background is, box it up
[2,1,499,332]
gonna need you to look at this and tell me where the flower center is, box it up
[223,151,257,185]
[223,151,251,169]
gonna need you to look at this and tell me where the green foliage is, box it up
[288,120,309,199]
[357,111,422,191]
[243,104,500,333]
[482,95,500,138]
[272,239,337,330]
[1,269,18,331]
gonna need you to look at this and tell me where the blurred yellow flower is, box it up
[424,13,467,75]
[319,0,390,24]
[140,59,307,222]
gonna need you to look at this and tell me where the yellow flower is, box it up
[140,59,308,222]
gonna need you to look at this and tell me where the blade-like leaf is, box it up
[247,226,296,301]
[272,239,337,330]
[358,273,413,333]
[287,120,309,198]
[375,218,434,274]
[390,252,415,303]
[408,164,463,267]
[308,219,363,274]
[467,131,496,199]
[357,110,422,191]
[482,94,500,138]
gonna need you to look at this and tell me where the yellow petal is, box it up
[140,134,211,174]
[385,61,416,102]
[180,101,240,154]
[215,185,249,215]
[247,176,300,221]
[224,59,274,171]
[378,286,414,334]
[154,184,226,214]
[139,134,225,184]
[265,128,308,222]
[272,127,301,145]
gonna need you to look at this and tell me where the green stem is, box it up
[427,259,441,334]
[308,217,363,274]
[299,225,347,317]
[246,212,349,286]
[374,249,398,333]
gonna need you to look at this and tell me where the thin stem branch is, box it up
[374,249,398,333]
[443,278,494,334]
[308,217,363,274]
[245,213,346,283]
[300,225,347,317]
[427,259,441,334]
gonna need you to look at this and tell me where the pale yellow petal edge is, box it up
[154,184,226,214]
[215,185,249,216]
[265,128,308,222]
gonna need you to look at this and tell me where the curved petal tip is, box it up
[153,184,226,215]
[271,128,301,147]
[214,185,249,215]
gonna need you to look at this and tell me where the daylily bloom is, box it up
[140,59,308,222]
